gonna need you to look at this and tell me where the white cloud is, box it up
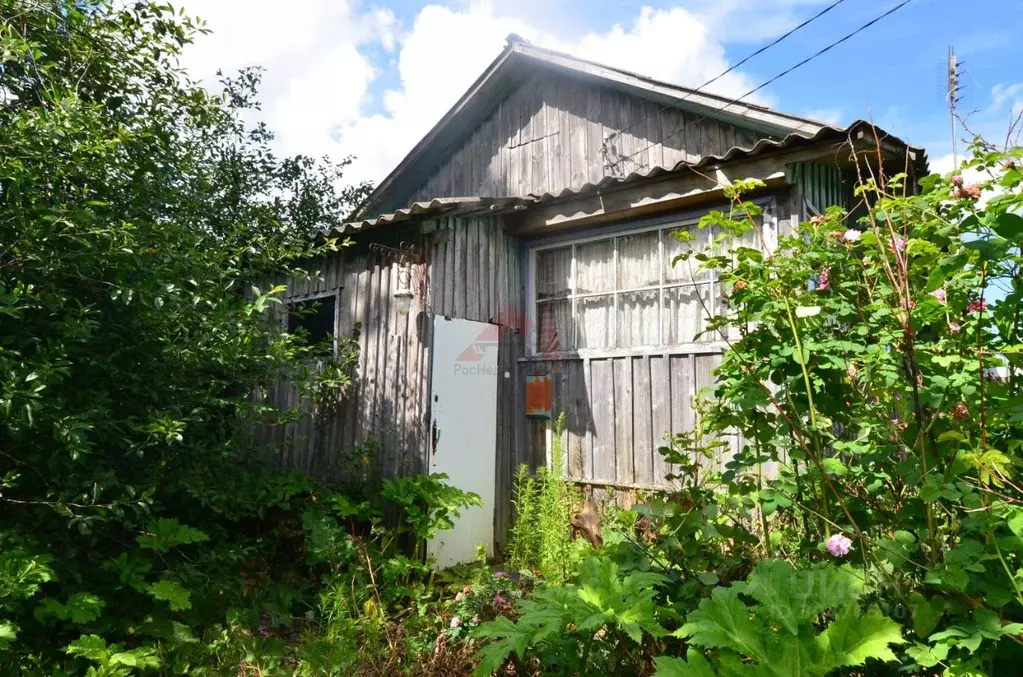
[176,1,781,189]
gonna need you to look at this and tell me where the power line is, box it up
[612,0,917,171]
[604,0,847,156]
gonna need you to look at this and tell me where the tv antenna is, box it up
[948,47,962,165]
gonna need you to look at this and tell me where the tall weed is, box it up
[506,414,575,584]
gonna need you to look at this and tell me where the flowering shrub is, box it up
[658,139,1023,674]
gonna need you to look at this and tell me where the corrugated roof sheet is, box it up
[528,120,926,203]
[337,121,925,235]
[332,197,526,235]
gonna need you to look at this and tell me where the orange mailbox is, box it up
[525,374,553,418]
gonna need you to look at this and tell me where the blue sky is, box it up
[180,0,1022,184]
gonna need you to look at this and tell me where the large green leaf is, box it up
[146,580,191,612]
[677,586,769,664]
[817,605,905,670]
[654,650,718,677]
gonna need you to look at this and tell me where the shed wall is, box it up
[256,215,527,537]
[265,186,806,545]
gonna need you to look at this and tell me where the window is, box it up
[531,218,760,353]
[286,293,338,353]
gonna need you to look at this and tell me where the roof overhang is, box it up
[334,121,925,239]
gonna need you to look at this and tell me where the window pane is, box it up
[662,285,714,344]
[576,239,614,294]
[287,296,336,351]
[617,290,659,347]
[664,224,713,283]
[577,295,613,349]
[617,231,660,289]
[536,246,572,300]
[537,300,573,352]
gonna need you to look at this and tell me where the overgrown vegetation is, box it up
[506,413,576,585]
[6,2,1023,676]
[0,2,483,674]
[470,146,1023,676]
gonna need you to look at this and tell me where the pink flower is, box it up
[450,616,461,629]
[949,322,962,334]
[951,403,969,421]
[493,571,508,579]
[952,175,964,186]
[890,237,907,253]
[930,288,946,304]
[493,594,507,608]
[818,268,831,291]
[843,229,862,243]
[967,298,987,313]
[826,533,853,557]
[471,615,480,624]
[954,184,982,200]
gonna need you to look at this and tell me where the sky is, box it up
[176,0,1023,189]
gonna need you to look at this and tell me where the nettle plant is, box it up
[668,139,1023,674]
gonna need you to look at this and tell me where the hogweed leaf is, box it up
[146,580,191,611]
[654,649,718,677]
[817,605,905,670]
[676,586,769,663]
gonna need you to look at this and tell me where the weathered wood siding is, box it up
[258,216,527,528]
[519,350,730,492]
[408,70,765,206]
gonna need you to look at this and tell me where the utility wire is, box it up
[612,0,917,171]
[604,0,847,150]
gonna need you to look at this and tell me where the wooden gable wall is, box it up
[407,69,766,206]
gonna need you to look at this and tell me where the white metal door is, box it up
[426,316,498,569]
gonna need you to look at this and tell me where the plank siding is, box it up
[259,214,525,543]
[407,71,767,206]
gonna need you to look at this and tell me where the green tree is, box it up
[1,1,367,671]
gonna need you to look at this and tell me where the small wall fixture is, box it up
[370,241,421,316]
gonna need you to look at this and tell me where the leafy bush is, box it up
[652,140,1023,675]
[474,556,670,676]
[655,560,904,676]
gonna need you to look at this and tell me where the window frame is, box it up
[283,289,341,357]
[524,199,776,358]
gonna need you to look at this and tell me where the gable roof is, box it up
[361,35,831,216]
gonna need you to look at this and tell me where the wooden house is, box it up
[263,35,926,565]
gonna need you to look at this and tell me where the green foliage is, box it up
[657,560,904,676]
[0,1,395,673]
[505,413,577,584]
[507,464,540,571]
[653,139,1023,675]
[473,556,668,676]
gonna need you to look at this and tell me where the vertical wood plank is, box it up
[444,218,456,314]
[375,263,394,476]
[632,355,654,485]
[564,359,589,476]
[650,353,671,484]
[430,223,447,316]
[466,218,480,321]
[358,257,381,449]
[590,359,616,482]
[614,357,634,485]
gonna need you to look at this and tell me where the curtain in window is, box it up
[575,240,614,294]
[617,231,660,289]
[576,295,612,349]
[662,284,713,344]
[536,246,572,300]
[537,299,573,352]
[618,290,659,347]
